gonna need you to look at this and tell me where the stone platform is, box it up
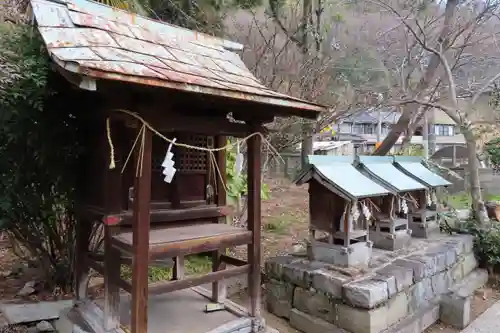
[265,234,480,333]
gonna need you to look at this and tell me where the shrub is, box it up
[0,23,85,291]
[464,220,500,271]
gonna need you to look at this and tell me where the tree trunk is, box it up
[299,0,313,168]
[423,112,429,158]
[462,128,488,225]
[428,110,436,156]
[373,0,459,155]
[301,125,313,168]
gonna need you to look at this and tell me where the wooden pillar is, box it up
[172,256,185,280]
[104,229,121,331]
[131,127,152,333]
[103,116,124,330]
[75,217,91,301]
[212,135,227,302]
[247,132,261,318]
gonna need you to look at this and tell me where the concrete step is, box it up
[289,308,347,333]
[440,269,488,329]
[381,301,440,333]
[460,299,500,333]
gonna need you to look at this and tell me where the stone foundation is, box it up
[370,229,412,251]
[265,235,481,333]
[310,240,372,267]
[408,210,440,239]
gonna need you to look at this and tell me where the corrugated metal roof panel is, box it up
[69,11,136,37]
[393,157,451,187]
[39,27,118,48]
[111,33,176,60]
[50,47,101,61]
[357,156,394,164]
[90,47,168,69]
[314,164,390,198]
[31,0,74,27]
[30,0,325,116]
[300,156,389,198]
[356,156,427,192]
[77,60,165,78]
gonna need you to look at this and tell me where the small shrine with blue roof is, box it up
[295,156,390,266]
[295,154,452,266]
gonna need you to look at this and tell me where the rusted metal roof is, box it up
[29,0,325,116]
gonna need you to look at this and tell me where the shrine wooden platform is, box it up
[58,287,275,333]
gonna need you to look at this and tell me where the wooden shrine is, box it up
[295,156,390,267]
[393,156,452,238]
[354,156,426,249]
[29,1,325,333]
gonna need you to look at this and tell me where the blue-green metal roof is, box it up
[393,156,451,187]
[356,156,427,192]
[297,155,390,199]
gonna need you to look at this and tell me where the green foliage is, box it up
[485,138,500,167]
[145,0,262,35]
[225,141,270,207]
[464,221,500,269]
[0,24,84,291]
[95,0,262,35]
[263,217,288,234]
[121,254,212,282]
[97,0,149,15]
[445,191,500,209]
[394,144,424,157]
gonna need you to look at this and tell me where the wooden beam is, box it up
[86,256,132,293]
[131,127,152,333]
[220,255,246,267]
[110,230,252,259]
[75,218,92,301]
[148,265,249,295]
[247,127,262,318]
[102,204,229,226]
[110,109,264,138]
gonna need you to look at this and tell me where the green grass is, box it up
[263,216,290,234]
[446,192,500,209]
[120,254,212,283]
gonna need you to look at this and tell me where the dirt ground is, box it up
[424,283,500,333]
[0,178,499,333]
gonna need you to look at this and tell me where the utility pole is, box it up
[423,112,429,159]
[376,108,382,143]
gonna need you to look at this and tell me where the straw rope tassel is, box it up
[108,108,284,191]
[106,117,116,170]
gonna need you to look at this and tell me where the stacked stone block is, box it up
[264,235,479,333]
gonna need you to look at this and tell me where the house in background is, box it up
[329,108,465,154]
[312,141,354,156]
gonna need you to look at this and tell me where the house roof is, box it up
[29,0,325,118]
[431,145,469,160]
[355,156,427,193]
[393,156,451,188]
[295,156,390,200]
[312,141,351,152]
[343,108,400,124]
